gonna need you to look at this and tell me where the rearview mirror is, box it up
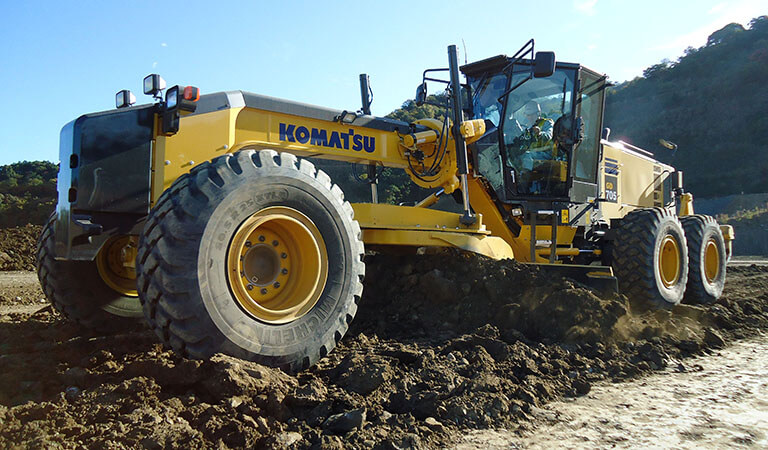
[534,51,556,78]
[415,82,427,106]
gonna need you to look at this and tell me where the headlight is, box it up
[143,74,166,96]
[165,86,178,109]
[165,85,199,112]
[115,90,136,109]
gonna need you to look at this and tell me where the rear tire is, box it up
[681,215,726,304]
[36,214,143,332]
[136,150,364,373]
[612,207,688,308]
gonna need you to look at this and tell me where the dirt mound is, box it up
[0,224,41,271]
[1,259,767,448]
[356,253,630,345]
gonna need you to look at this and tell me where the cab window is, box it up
[573,71,605,183]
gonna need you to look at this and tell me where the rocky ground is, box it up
[0,236,767,448]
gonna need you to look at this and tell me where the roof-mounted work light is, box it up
[143,74,166,97]
[116,90,136,109]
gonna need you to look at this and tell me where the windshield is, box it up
[471,74,507,127]
[501,67,576,197]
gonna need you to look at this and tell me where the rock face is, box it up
[0,251,767,448]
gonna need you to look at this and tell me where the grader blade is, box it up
[529,264,619,296]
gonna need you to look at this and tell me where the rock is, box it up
[228,397,243,408]
[382,347,421,364]
[274,431,302,447]
[572,378,591,396]
[287,378,328,407]
[424,417,443,430]
[337,354,393,395]
[317,435,344,449]
[64,386,81,401]
[703,328,726,348]
[419,269,460,303]
[378,410,393,423]
[323,408,366,434]
[677,339,701,353]
[139,437,163,449]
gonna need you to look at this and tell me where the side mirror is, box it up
[415,82,427,106]
[534,51,556,78]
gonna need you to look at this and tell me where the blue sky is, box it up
[0,0,764,166]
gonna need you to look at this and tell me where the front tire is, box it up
[36,214,143,332]
[612,208,688,307]
[136,150,364,372]
[681,215,726,304]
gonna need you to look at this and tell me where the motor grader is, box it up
[39,41,734,372]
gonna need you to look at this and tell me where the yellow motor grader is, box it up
[38,41,733,371]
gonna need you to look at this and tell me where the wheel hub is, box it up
[96,235,139,297]
[704,238,720,283]
[227,206,328,324]
[659,235,681,288]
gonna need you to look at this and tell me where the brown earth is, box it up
[0,250,767,449]
[0,225,41,271]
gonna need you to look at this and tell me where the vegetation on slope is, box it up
[0,161,57,228]
[604,16,768,198]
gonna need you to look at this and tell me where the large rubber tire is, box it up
[681,215,726,304]
[36,214,143,332]
[612,207,688,308]
[136,150,365,373]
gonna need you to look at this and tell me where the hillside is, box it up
[0,161,57,228]
[604,16,768,198]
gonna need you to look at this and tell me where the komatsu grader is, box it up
[38,41,734,371]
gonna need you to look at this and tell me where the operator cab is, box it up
[462,53,607,206]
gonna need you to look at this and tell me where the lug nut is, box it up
[281,252,288,259]
[260,288,268,295]
[273,282,280,288]
[272,240,279,247]
[258,235,265,242]
[245,241,252,247]
[281,268,288,275]
[247,284,254,291]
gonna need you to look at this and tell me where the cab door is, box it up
[569,69,606,203]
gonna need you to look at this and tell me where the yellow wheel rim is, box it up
[96,235,139,297]
[226,206,328,324]
[704,239,720,283]
[658,235,681,288]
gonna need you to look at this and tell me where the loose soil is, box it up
[0,250,766,449]
[0,225,41,271]
[460,333,768,448]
